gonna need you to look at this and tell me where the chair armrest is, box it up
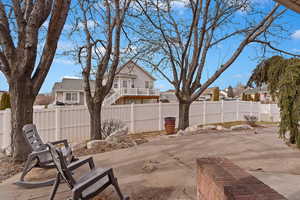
[72,168,112,194]
[30,149,49,157]
[67,157,95,171]
[51,139,69,148]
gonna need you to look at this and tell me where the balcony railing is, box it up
[116,88,160,96]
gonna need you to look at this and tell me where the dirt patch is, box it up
[74,131,164,157]
[0,156,24,183]
[0,131,164,183]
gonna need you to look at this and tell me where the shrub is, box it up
[254,93,260,102]
[244,115,258,127]
[212,87,220,101]
[0,93,11,110]
[101,119,126,139]
[242,93,247,101]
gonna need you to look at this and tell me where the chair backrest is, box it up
[47,143,76,188]
[23,124,46,152]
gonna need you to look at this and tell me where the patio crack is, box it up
[165,152,194,171]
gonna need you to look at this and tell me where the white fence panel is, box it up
[223,101,237,122]
[205,102,222,124]
[134,104,159,133]
[59,106,90,143]
[190,102,203,126]
[0,111,4,149]
[33,108,56,142]
[0,101,282,150]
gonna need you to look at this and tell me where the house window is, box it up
[149,81,153,89]
[113,80,118,88]
[145,81,149,88]
[65,92,78,102]
[123,80,127,88]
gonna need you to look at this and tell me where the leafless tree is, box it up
[133,0,296,130]
[72,0,132,140]
[0,0,71,161]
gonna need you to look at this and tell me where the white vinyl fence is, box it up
[0,101,280,150]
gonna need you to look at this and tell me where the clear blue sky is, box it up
[0,1,300,93]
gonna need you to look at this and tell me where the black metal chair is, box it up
[47,143,129,200]
[15,124,77,188]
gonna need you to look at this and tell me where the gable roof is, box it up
[117,61,156,81]
[52,78,95,92]
[243,84,268,95]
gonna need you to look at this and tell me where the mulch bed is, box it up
[0,156,24,183]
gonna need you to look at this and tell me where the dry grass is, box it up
[200,121,279,128]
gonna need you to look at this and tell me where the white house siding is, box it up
[118,63,154,89]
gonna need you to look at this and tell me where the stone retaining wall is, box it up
[196,157,287,200]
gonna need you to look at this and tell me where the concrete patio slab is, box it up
[1,125,300,199]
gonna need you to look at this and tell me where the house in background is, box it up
[160,87,228,102]
[160,90,177,103]
[242,84,274,103]
[52,61,160,105]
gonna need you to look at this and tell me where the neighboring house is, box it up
[52,61,160,105]
[34,94,54,106]
[160,87,227,102]
[242,84,274,103]
[160,90,177,103]
[199,87,227,101]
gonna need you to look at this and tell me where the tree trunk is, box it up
[9,79,34,161]
[178,101,191,130]
[89,103,102,140]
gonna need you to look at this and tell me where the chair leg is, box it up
[49,173,61,200]
[108,170,128,200]
[20,154,37,181]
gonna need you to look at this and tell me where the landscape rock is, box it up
[184,125,202,133]
[4,146,12,156]
[105,126,129,143]
[142,160,159,173]
[176,130,185,136]
[202,125,217,130]
[216,125,224,131]
[230,124,254,131]
[87,140,109,149]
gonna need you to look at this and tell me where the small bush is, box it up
[254,93,260,102]
[101,119,125,139]
[0,93,11,110]
[244,115,258,127]
[212,87,220,101]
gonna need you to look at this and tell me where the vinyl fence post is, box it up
[269,103,272,122]
[258,102,261,122]
[221,100,224,123]
[3,109,11,152]
[130,103,135,133]
[203,101,206,125]
[236,99,239,121]
[158,102,162,130]
[55,107,61,140]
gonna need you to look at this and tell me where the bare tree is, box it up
[0,1,71,161]
[73,0,132,140]
[133,0,295,130]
